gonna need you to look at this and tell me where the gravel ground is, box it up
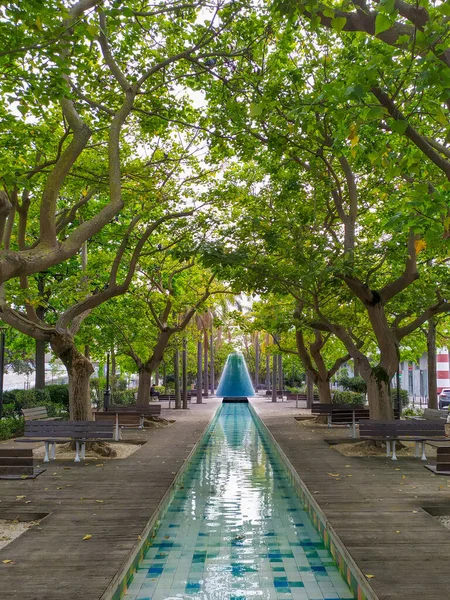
[435,516,450,530]
[0,519,40,551]
[33,442,141,461]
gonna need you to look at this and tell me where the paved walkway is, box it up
[253,398,450,600]
[0,400,220,600]
[3,397,450,600]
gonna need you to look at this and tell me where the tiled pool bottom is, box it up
[123,403,354,600]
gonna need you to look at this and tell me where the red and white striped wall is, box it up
[437,347,450,393]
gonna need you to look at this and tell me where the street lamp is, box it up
[103,353,111,411]
[0,327,6,419]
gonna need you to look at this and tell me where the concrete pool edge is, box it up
[101,404,223,600]
[248,402,379,600]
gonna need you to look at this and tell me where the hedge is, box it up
[2,387,68,418]
[0,416,24,440]
[332,390,366,406]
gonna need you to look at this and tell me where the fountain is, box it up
[216,351,255,401]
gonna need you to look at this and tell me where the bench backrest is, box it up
[107,404,161,415]
[423,408,447,420]
[94,412,141,426]
[0,448,34,475]
[360,420,445,438]
[24,420,114,440]
[158,395,175,401]
[22,406,48,421]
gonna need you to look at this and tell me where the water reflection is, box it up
[124,404,354,600]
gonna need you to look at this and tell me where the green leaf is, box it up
[331,16,347,32]
[322,7,335,18]
[375,14,392,35]
[367,106,385,119]
[249,103,264,117]
[390,119,409,134]
[438,1,450,16]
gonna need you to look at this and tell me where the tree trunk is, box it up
[278,354,283,396]
[255,332,260,389]
[203,330,208,397]
[306,372,314,409]
[271,355,277,403]
[353,360,360,377]
[111,347,116,378]
[316,377,332,404]
[174,349,181,409]
[35,339,46,390]
[265,354,270,389]
[210,325,215,395]
[137,367,152,406]
[365,369,394,419]
[182,339,188,409]
[427,318,437,409]
[197,340,202,404]
[51,336,93,421]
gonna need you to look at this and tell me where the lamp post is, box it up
[0,327,5,419]
[103,353,111,411]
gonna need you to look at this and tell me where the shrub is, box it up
[2,403,16,418]
[0,416,24,440]
[111,389,137,405]
[391,388,409,408]
[46,384,69,408]
[332,391,366,406]
[402,406,423,417]
[338,375,367,393]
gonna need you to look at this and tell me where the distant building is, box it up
[398,347,450,401]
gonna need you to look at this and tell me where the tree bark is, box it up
[265,354,270,389]
[271,355,277,402]
[203,329,208,397]
[210,325,215,395]
[255,332,260,388]
[174,349,181,409]
[35,339,46,390]
[137,366,152,406]
[197,340,203,404]
[182,338,188,409]
[427,318,438,409]
[278,354,283,396]
[306,372,314,409]
[365,371,393,419]
[316,378,332,404]
[51,335,93,420]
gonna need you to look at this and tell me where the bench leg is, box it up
[74,441,81,463]
[51,442,56,460]
[391,440,398,461]
[81,442,86,460]
[115,414,120,441]
[421,441,427,461]
[386,440,391,457]
[44,442,50,463]
[415,441,420,458]
[327,415,332,428]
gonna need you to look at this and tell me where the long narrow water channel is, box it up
[123,403,354,600]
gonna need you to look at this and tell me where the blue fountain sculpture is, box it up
[216,351,255,398]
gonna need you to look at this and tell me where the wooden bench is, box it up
[312,404,400,437]
[424,443,450,475]
[0,448,45,479]
[409,408,448,421]
[16,420,115,462]
[22,406,56,421]
[94,404,162,439]
[359,420,447,461]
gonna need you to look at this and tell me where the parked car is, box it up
[438,389,450,409]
